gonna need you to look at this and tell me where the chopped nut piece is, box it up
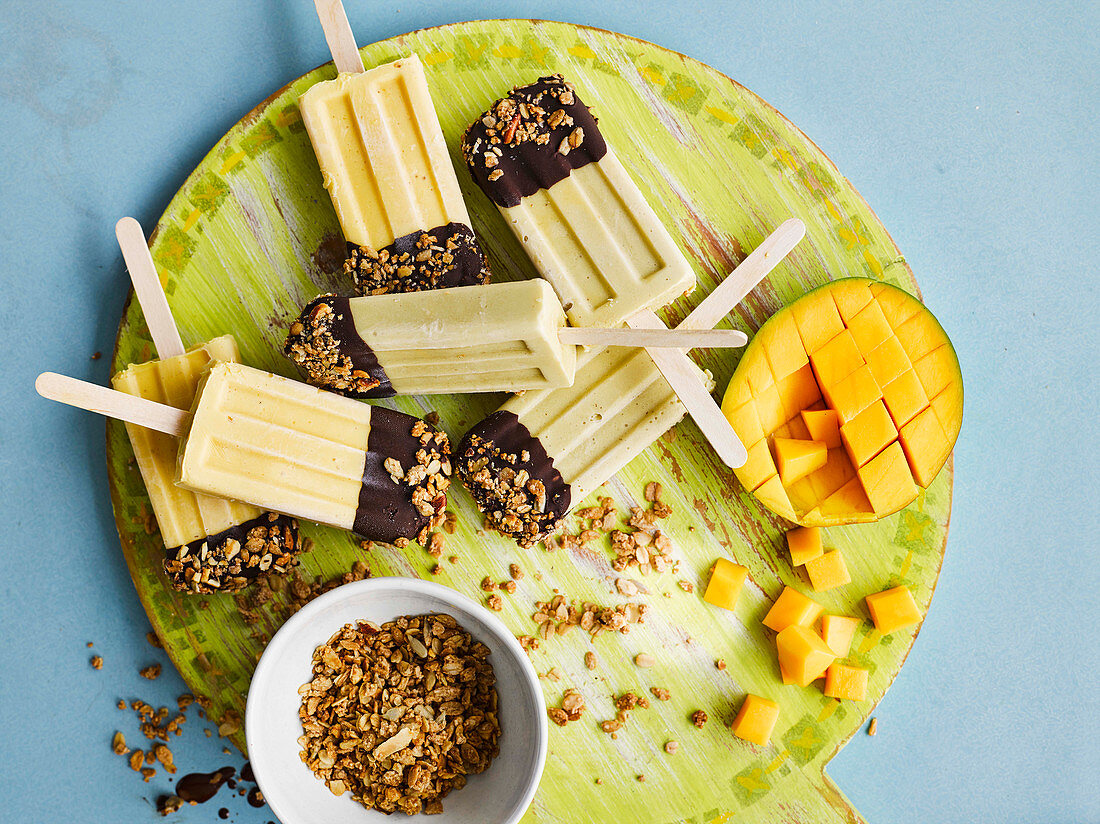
[691,710,708,728]
[584,651,597,670]
[140,663,162,680]
[634,653,656,668]
[868,717,878,736]
[664,740,680,755]
[91,655,103,670]
[111,731,129,755]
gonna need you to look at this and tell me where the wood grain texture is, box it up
[104,20,952,824]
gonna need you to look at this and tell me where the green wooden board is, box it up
[106,19,951,824]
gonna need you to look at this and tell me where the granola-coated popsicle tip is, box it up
[344,222,490,296]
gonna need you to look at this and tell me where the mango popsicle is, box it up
[177,362,450,546]
[283,278,749,398]
[300,54,491,294]
[461,74,695,328]
[110,218,300,594]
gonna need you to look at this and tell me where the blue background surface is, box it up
[1,1,1097,822]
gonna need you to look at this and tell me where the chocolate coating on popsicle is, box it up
[356,407,451,546]
[284,294,395,399]
[345,222,491,296]
[163,512,301,594]
[456,410,571,548]
[461,75,608,209]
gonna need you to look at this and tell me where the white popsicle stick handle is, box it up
[558,327,748,348]
[115,217,186,360]
[35,372,188,437]
[681,218,806,330]
[314,0,364,73]
[626,311,748,468]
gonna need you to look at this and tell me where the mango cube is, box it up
[776,625,836,686]
[801,408,841,449]
[741,438,778,491]
[776,363,822,422]
[752,474,797,521]
[830,279,874,320]
[820,615,860,657]
[773,438,828,485]
[821,364,882,424]
[864,335,912,388]
[840,399,898,467]
[809,329,864,389]
[899,406,950,486]
[723,400,765,446]
[804,549,851,592]
[731,694,780,745]
[866,585,922,634]
[704,559,748,611]
[786,526,823,566]
[754,382,787,434]
[793,295,845,353]
[881,368,929,429]
[816,477,874,519]
[741,351,775,395]
[912,345,957,398]
[846,299,893,355]
[761,316,809,380]
[856,442,918,514]
[762,586,823,632]
[824,663,869,701]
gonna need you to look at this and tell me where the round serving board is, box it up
[106,19,951,824]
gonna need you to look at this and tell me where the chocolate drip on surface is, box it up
[354,407,451,544]
[284,293,394,399]
[174,766,236,805]
[163,513,300,595]
[456,410,571,548]
[462,75,608,209]
[345,222,491,295]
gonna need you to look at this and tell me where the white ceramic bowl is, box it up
[246,577,547,824]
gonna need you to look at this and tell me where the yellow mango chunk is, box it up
[779,660,797,685]
[760,315,809,380]
[741,438,778,491]
[754,382,788,434]
[731,694,780,745]
[882,368,930,429]
[930,385,964,444]
[704,559,748,611]
[820,615,860,657]
[741,349,774,395]
[723,400,765,446]
[763,586,823,633]
[779,414,812,441]
[912,344,957,398]
[805,549,851,592]
[864,335,912,388]
[786,526,823,566]
[898,406,951,487]
[866,585,922,634]
[776,363,822,422]
[821,364,882,424]
[801,409,841,449]
[856,442,918,515]
[846,299,893,355]
[894,312,941,361]
[840,400,898,467]
[870,282,921,327]
[830,278,874,320]
[774,438,828,485]
[809,329,864,389]
[793,293,845,353]
[776,625,836,686]
[824,663,869,701]
[752,474,797,521]
[816,476,874,519]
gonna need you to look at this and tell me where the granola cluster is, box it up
[345,224,490,296]
[388,418,452,547]
[284,296,382,396]
[298,614,500,816]
[546,689,586,727]
[530,593,649,641]
[164,513,301,595]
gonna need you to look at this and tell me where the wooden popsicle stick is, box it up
[681,218,806,331]
[558,327,748,348]
[313,0,364,73]
[626,311,748,468]
[35,372,188,436]
[115,217,186,360]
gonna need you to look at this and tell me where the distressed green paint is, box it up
[105,20,951,824]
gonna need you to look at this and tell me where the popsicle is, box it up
[283,278,749,398]
[37,362,452,547]
[461,74,695,328]
[456,220,807,547]
[110,217,300,594]
[300,2,489,294]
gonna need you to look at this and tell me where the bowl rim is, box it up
[245,576,548,824]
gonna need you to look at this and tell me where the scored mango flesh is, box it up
[722,278,962,527]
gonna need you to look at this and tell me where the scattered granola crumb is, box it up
[548,688,586,726]
[665,740,680,755]
[691,710,708,728]
[111,731,129,755]
[427,532,445,558]
[146,632,163,649]
[715,659,727,671]
[636,774,646,782]
[517,635,539,653]
[480,576,495,592]
[91,351,102,360]
[584,651,597,670]
[91,655,103,670]
[140,663,162,680]
[128,750,144,771]
[486,594,503,611]
[634,652,655,668]
[509,563,524,580]
[531,593,648,641]
[86,641,94,648]
[650,687,671,701]
[868,717,878,736]
[448,555,458,564]
[677,579,694,593]
[359,539,374,551]
[430,564,443,576]
[141,767,156,782]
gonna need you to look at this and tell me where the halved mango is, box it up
[723,278,961,527]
